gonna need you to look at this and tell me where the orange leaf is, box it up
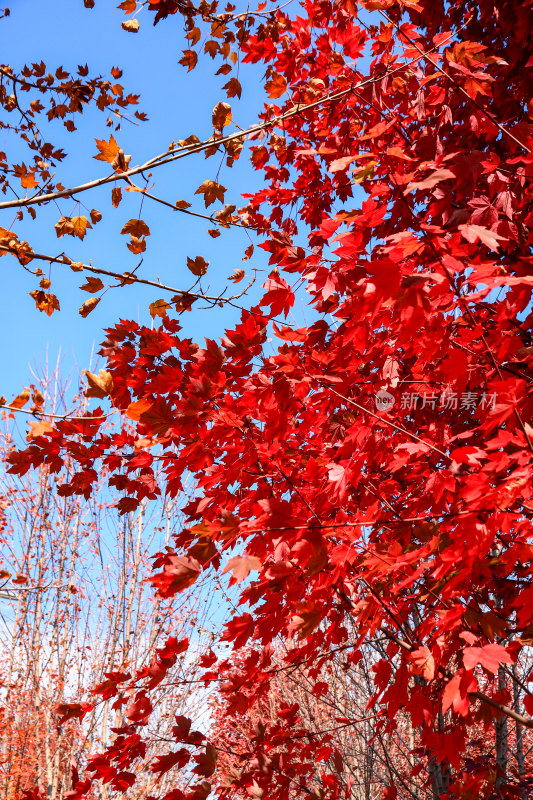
[409,646,435,681]
[121,218,150,237]
[21,170,38,189]
[265,72,287,98]
[126,398,152,421]
[27,420,54,441]
[149,299,171,318]
[94,135,120,163]
[10,388,30,410]
[223,555,261,584]
[29,290,60,316]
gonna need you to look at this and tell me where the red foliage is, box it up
[8,0,533,797]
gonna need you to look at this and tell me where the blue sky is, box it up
[1,0,272,400]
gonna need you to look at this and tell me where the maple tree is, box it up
[2,0,533,797]
[0,372,218,800]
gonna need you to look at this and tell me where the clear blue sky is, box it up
[1,0,271,400]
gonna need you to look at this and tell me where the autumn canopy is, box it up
[1,0,533,797]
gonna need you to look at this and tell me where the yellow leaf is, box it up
[79,297,100,317]
[83,369,113,398]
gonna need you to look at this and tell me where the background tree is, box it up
[0,369,220,799]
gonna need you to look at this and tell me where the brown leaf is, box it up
[32,389,45,407]
[79,297,100,317]
[90,208,102,224]
[193,744,218,778]
[186,26,201,46]
[212,101,232,129]
[179,50,198,71]
[118,0,136,10]
[94,135,120,163]
[208,228,221,238]
[243,243,254,261]
[112,186,122,207]
[229,269,245,283]
[223,77,242,99]
[204,40,219,58]
[54,216,73,238]
[149,299,171,318]
[122,18,140,32]
[194,180,226,208]
[84,369,113,399]
[187,255,209,276]
[80,276,104,293]
[172,293,196,312]
[121,218,150,237]
[175,200,191,210]
[69,261,84,272]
